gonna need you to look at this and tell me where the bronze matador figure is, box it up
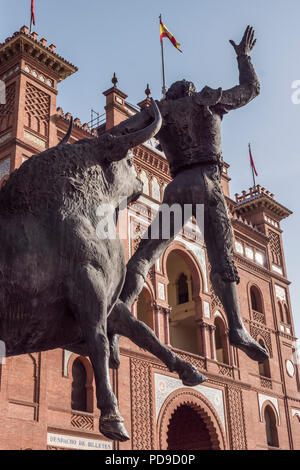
[108,26,268,364]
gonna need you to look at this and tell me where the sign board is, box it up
[47,432,113,451]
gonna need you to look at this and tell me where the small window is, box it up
[27,112,31,128]
[265,406,279,448]
[278,302,284,322]
[245,247,254,260]
[250,286,263,313]
[71,358,87,412]
[284,304,291,324]
[235,241,244,255]
[177,273,189,304]
[214,317,230,365]
[258,340,271,378]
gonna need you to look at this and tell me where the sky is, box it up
[1,0,300,341]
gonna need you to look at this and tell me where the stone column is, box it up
[152,301,161,339]
[210,325,217,360]
[152,301,172,344]
[162,306,172,345]
[197,319,210,358]
[230,345,236,367]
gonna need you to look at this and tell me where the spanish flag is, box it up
[160,19,182,53]
[30,0,35,31]
[249,143,258,177]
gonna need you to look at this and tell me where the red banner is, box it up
[31,0,35,25]
[249,145,258,177]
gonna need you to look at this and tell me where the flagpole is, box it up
[249,143,256,189]
[159,14,167,98]
[30,0,33,33]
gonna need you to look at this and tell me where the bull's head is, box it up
[97,98,162,205]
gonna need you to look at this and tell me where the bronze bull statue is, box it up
[0,99,205,442]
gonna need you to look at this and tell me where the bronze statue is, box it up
[108,26,268,367]
[0,99,206,442]
[0,25,268,444]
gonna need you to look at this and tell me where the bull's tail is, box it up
[59,116,73,145]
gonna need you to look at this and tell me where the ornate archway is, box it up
[157,389,226,450]
[167,404,214,450]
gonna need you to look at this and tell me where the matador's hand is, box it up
[229,25,257,56]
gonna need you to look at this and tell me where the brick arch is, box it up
[161,242,204,297]
[144,279,155,301]
[261,400,280,427]
[282,302,291,324]
[247,281,265,314]
[278,300,284,322]
[293,413,300,423]
[69,355,95,413]
[213,308,229,329]
[256,334,270,354]
[67,354,94,387]
[135,284,156,331]
[157,389,226,450]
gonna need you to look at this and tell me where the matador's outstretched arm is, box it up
[220,26,260,112]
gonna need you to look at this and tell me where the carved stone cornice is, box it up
[196,319,211,329]
[152,301,171,316]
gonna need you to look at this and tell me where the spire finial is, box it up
[137,84,152,109]
[145,83,151,98]
[112,72,118,88]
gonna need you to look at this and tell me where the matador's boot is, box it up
[211,272,269,362]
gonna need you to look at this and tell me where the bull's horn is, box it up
[116,98,162,149]
[58,117,73,145]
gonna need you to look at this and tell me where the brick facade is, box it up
[0,26,299,450]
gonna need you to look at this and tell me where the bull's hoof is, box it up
[178,362,207,386]
[229,328,269,362]
[100,416,130,442]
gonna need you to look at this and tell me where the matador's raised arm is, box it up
[218,26,260,113]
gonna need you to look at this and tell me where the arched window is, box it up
[177,273,189,305]
[258,340,271,378]
[139,171,149,195]
[71,358,87,412]
[136,288,154,330]
[284,304,291,324]
[278,302,284,323]
[151,177,161,201]
[27,112,31,128]
[250,286,263,312]
[214,317,230,365]
[167,250,202,356]
[33,116,40,133]
[264,405,279,448]
[43,121,48,137]
[167,405,214,450]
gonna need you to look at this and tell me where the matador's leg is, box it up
[121,179,191,307]
[108,177,193,369]
[202,165,268,362]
